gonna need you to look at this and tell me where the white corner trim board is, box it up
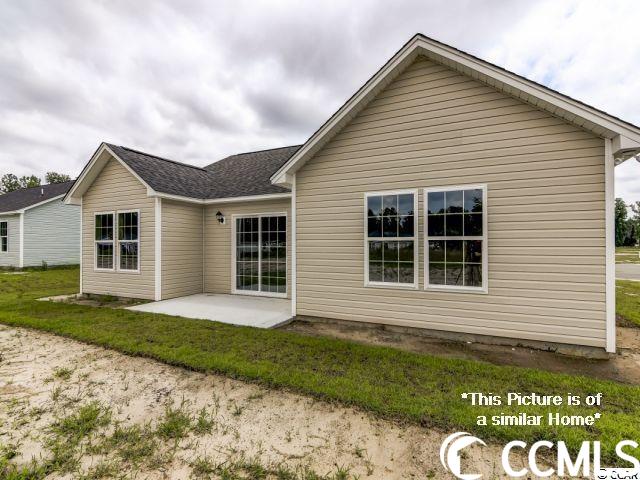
[154,197,162,301]
[291,175,297,316]
[604,138,616,353]
[18,212,24,268]
[79,197,83,294]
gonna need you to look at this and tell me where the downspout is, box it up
[604,139,615,353]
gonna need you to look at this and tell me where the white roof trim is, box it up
[271,34,640,185]
[64,143,155,205]
[152,191,291,205]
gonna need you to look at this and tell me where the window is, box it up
[365,190,417,287]
[0,221,7,252]
[425,185,487,292]
[118,211,139,271]
[95,213,114,270]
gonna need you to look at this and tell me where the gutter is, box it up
[150,191,292,204]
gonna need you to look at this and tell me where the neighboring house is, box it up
[0,181,79,268]
[64,34,640,353]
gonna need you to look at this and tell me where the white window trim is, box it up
[0,220,8,253]
[93,209,141,273]
[423,184,488,294]
[117,209,141,274]
[364,189,419,289]
[94,211,115,272]
[231,211,288,299]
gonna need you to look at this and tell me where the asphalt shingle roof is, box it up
[0,181,75,214]
[106,144,215,199]
[106,143,299,200]
[204,146,299,198]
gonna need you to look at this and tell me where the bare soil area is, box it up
[283,319,640,385]
[0,325,540,479]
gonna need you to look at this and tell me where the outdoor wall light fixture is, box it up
[216,211,225,224]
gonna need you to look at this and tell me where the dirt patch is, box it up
[0,325,543,479]
[283,319,640,385]
[39,293,149,308]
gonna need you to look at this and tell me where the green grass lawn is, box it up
[616,246,640,264]
[0,268,639,463]
[617,280,640,327]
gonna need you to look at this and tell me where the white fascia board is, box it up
[65,143,156,205]
[150,192,204,204]
[151,191,291,205]
[205,193,291,204]
[271,34,640,184]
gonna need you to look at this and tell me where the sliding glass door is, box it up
[235,215,286,296]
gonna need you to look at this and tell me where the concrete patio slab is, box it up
[126,293,292,328]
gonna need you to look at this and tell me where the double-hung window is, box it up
[94,211,139,271]
[365,190,417,287]
[425,185,487,292]
[118,211,139,271]
[95,213,114,270]
[0,221,7,252]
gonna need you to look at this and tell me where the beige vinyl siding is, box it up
[161,200,203,299]
[295,56,606,348]
[82,157,156,299]
[204,199,291,298]
[0,214,20,268]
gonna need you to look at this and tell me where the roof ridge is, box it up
[225,144,302,158]
[115,145,209,172]
[1,180,74,194]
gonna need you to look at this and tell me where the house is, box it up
[64,34,640,354]
[0,181,80,268]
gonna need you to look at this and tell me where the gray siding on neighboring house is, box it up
[295,56,606,348]
[0,214,20,267]
[23,199,80,267]
[82,156,156,299]
[161,200,204,299]
[204,199,291,298]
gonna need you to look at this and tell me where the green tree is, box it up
[629,201,640,246]
[19,175,41,189]
[45,172,71,184]
[0,173,20,193]
[615,198,629,247]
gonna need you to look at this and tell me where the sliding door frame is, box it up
[231,211,288,298]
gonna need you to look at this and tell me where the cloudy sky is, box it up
[1,0,639,203]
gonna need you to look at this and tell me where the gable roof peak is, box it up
[271,33,640,185]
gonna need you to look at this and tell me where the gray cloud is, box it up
[0,0,638,203]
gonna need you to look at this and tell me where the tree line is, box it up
[616,198,640,247]
[0,172,71,194]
